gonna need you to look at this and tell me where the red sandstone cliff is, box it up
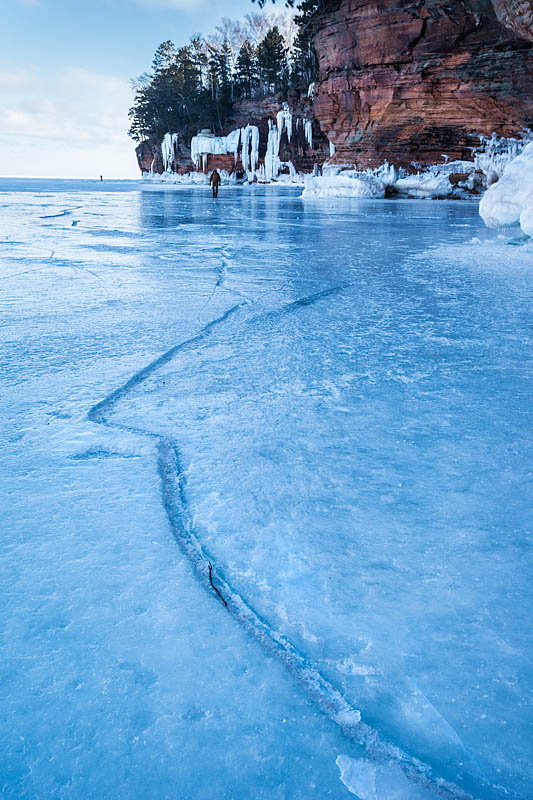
[492,0,533,41]
[311,0,533,168]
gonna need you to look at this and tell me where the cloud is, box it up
[0,70,32,88]
[0,66,139,178]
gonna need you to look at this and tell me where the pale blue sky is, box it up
[0,0,270,178]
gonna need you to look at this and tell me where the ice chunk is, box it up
[302,173,385,199]
[479,140,533,237]
[336,757,438,800]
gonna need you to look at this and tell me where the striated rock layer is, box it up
[311,0,533,168]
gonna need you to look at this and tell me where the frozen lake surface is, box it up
[1,179,531,800]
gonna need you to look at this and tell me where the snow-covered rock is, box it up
[394,162,473,198]
[479,140,533,237]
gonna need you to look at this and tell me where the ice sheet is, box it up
[1,180,531,799]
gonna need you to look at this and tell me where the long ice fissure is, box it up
[86,282,479,800]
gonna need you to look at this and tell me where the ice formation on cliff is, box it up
[240,125,260,173]
[304,119,313,150]
[190,127,260,172]
[161,133,179,173]
[276,103,293,142]
[302,134,533,201]
[479,140,533,237]
[264,119,283,182]
[474,130,533,184]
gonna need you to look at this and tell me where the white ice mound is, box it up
[336,756,438,800]
[394,161,474,199]
[479,141,533,237]
[302,173,386,199]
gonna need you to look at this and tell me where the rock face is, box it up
[135,92,329,176]
[311,0,533,168]
[492,0,533,41]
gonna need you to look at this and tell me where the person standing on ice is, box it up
[210,169,221,198]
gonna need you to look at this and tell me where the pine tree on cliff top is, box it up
[257,26,288,94]
[235,40,259,99]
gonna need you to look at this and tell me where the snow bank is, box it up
[479,141,533,237]
[302,173,385,199]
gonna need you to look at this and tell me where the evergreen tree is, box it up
[216,41,234,120]
[152,40,178,74]
[235,40,259,98]
[257,26,287,94]
[290,0,320,87]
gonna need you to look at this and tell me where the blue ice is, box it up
[0,178,531,800]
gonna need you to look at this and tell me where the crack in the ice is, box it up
[40,205,83,219]
[87,287,478,800]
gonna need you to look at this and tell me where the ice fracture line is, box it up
[88,289,478,800]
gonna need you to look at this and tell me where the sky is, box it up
[0,0,266,178]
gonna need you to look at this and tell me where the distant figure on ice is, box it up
[210,169,221,198]
[100,175,103,182]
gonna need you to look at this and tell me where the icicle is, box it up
[276,110,285,138]
[250,126,259,172]
[225,128,241,163]
[307,82,315,99]
[329,141,336,157]
[277,102,293,142]
[264,119,282,181]
[284,104,293,142]
[161,133,179,173]
[238,125,260,174]
[304,119,313,150]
